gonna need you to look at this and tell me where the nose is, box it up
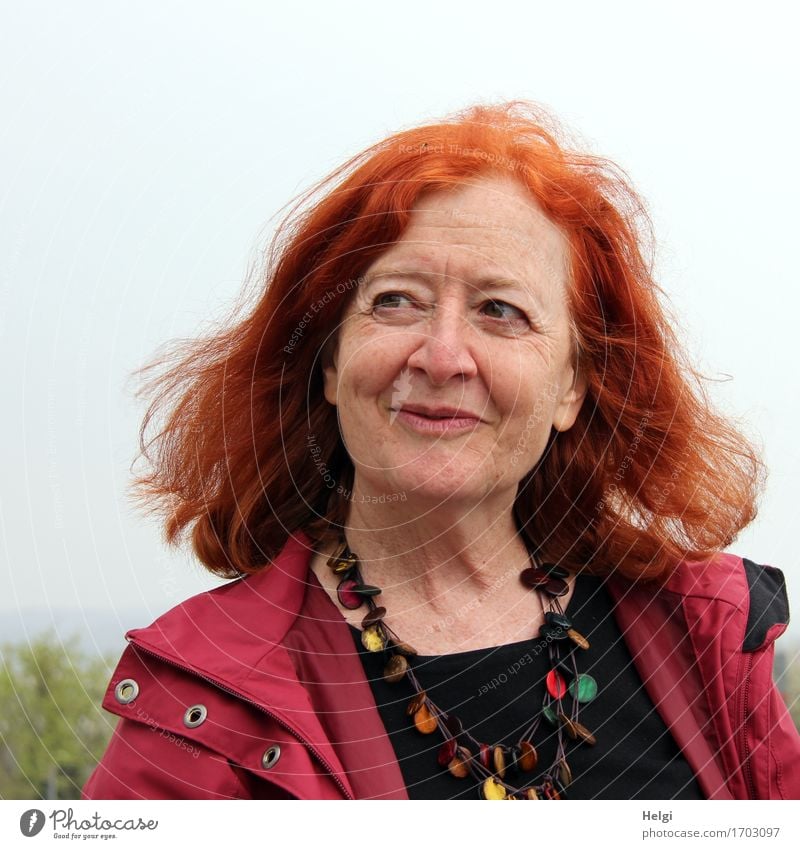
[405,301,479,386]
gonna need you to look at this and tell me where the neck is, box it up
[337,486,535,627]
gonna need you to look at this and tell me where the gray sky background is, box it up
[1,1,798,652]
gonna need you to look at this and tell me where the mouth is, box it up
[393,404,483,421]
[389,404,483,435]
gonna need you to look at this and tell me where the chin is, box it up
[382,456,496,504]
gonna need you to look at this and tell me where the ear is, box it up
[552,364,588,432]
[321,338,339,406]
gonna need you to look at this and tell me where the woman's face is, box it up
[322,173,587,507]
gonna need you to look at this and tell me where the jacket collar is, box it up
[606,552,754,800]
[125,531,359,797]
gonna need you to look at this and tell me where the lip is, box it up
[391,404,483,435]
[397,404,483,420]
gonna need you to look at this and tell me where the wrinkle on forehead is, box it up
[373,177,571,314]
[412,173,563,243]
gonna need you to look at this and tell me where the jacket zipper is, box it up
[739,653,757,799]
[128,639,355,800]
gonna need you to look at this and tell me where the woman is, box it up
[83,101,800,800]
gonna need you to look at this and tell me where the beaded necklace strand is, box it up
[327,538,599,800]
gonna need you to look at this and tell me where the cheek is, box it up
[336,333,408,405]
[492,364,561,443]
[489,354,549,409]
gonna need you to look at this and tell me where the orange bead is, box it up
[567,628,590,650]
[518,741,538,772]
[447,754,470,779]
[413,703,437,734]
[492,745,506,778]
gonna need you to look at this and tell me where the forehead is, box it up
[371,174,569,289]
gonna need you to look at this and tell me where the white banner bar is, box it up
[0,800,798,848]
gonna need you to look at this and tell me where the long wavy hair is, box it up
[129,100,766,582]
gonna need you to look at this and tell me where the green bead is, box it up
[542,705,559,726]
[569,674,598,703]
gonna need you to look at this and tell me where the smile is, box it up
[392,408,482,435]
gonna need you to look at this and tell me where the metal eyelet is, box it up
[114,678,139,704]
[262,744,281,769]
[183,704,207,728]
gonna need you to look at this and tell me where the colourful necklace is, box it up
[327,538,599,800]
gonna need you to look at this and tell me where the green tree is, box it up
[0,631,117,799]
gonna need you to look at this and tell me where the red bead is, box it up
[546,669,567,699]
[337,578,362,609]
[437,739,458,767]
[520,567,550,588]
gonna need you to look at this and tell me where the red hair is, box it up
[130,100,765,582]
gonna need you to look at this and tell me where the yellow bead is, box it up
[361,624,386,652]
[482,778,507,800]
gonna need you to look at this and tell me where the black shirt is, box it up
[348,574,705,799]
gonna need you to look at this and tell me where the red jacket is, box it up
[82,531,800,800]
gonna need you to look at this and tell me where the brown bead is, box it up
[572,720,597,746]
[492,745,506,778]
[557,712,578,740]
[406,691,426,716]
[413,703,437,734]
[558,759,573,787]
[525,786,540,800]
[383,654,408,684]
[326,542,349,568]
[393,640,418,657]
[351,583,382,597]
[518,741,538,772]
[362,606,386,627]
[567,628,590,650]
[544,577,569,597]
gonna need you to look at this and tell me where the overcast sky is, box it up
[1,0,798,652]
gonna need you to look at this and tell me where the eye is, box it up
[372,292,414,310]
[481,299,528,324]
[369,291,431,319]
